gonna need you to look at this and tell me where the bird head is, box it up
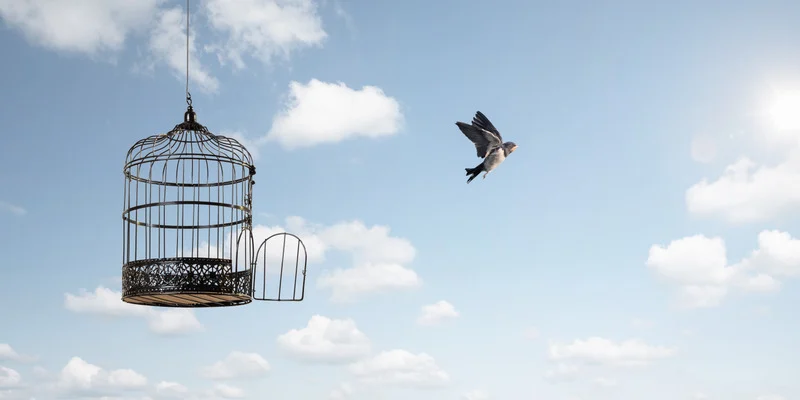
[505,142,518,154]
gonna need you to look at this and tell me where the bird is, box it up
[455,111,518,183]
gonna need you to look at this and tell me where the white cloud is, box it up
[416,301,459,326]
[146,309,204,335]
[0,201,26,216]
[0,367,21,388]
[685,154,800,223]
[265,79,403,149]
[0,344,32,363]
[548,337,676,367]
[690,135,717,164]
[463,389,490,400]
[64,286,204,335]
[646,231,800,308]
[204,0,327,69]
[200,351,270,380]
[147,6,219,93]
[212,383,245,399]
[155,381,189,398]
[0,0,162,55]
[57,357,147,396]
[277,315,371,363]
[348,350,450,388]
[693,392,709,399]
[259,216,420,303]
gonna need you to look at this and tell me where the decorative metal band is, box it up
[122,257,252,299]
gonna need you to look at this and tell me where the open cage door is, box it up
[251,232,308,301]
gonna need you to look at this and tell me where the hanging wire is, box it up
[185,0,192,107]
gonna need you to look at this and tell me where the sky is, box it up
[1,0,800,399]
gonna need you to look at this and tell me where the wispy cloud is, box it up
[0,201,26,216]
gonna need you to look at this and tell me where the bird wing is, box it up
[471,111,503,142]
[456,121,502,158]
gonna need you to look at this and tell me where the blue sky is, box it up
[2,0,800,399]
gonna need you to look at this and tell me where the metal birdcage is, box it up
[121,104,308,308]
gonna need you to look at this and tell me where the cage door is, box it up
[251,232,308,301]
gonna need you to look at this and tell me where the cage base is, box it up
[122,292,252,307]
[122,257,252,308]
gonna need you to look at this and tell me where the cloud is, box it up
[0,0,162,56]
[277,315,371,363]
[0,367,22,388]
[57,357,147,396]
[685,153,800,223]
[463,389,490,400]
[200,351,270,380]
[155,381,189,398]
[0,201,25,216]
[0,344,33,363]
[147,6,219,93]
[265,79,403,149]
[416,301,459,326]
[548,337,676,367]
[348,350,450,389]
[212,383,246,399]
[204,0,327,69]
[646,231,800,307]
[252,216,420,302]
[64,286,204,335]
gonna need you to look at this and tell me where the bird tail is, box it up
[465,163,484,184]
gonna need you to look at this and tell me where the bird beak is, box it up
[511,145,518,153]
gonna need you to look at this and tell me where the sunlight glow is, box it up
[767,90,800,131]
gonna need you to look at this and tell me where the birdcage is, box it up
[121,104,308,307]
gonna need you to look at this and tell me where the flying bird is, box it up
[456,111,518,183]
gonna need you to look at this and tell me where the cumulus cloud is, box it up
[212,383,246,399]
[64,286,203,335]
[0,0,162,56]
[200,351,271,380]
[155,381,189,398]
[147,6,219,93]
[265,79,404,149]
[0,344,33,363]
[646,231,800,307]
[548,337,676,367]
[251,216,420,302]
[277,315,371,363]
[348,350,450,388]
[57,357,147,396]
[0,367,22,388]
[416,301,459,326]
[685,155,800,223]
[204,0,326,69]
